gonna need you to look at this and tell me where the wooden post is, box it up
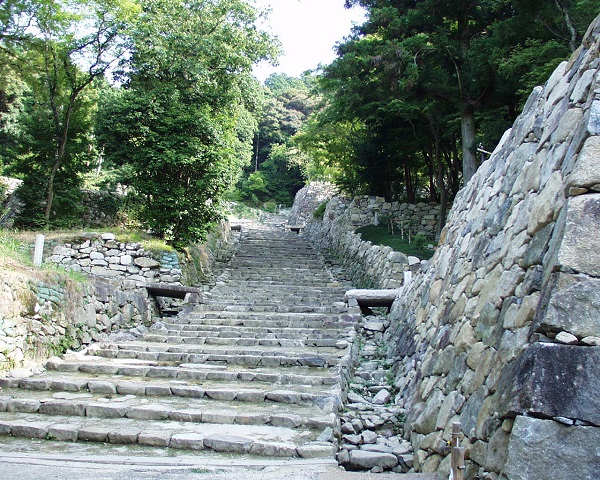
[33,234,45,268]
[450,422,465,480]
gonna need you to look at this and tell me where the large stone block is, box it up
[557,194,600,277]
[567,136,600,188]
[497,343,600,425]
[533,273,600,338]
[504,416,600,480]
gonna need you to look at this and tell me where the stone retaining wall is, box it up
[0,270,153,372]
[383,17,600,480]
[1,223,236,373]
[345,196,442,240]
[47,232,183,285]
[302,194,428,289]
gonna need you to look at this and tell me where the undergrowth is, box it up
[355,225,435,260]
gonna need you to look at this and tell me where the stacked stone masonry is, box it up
[303,193,430,289]
[48,232,183,285]
[0,270,152,372]
[380,16,600,480]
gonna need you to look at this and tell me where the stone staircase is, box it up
[0,222,360,460]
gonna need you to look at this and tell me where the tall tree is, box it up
[98,0,278,247]
[1,0,136,223]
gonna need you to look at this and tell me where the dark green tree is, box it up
[98,0,278,247]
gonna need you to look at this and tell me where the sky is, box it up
[252,0,366,83]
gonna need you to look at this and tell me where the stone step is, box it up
[0,411,335,458]
[0,223,356,461]
[88,345,344,368]
[193,303,347,314]
[147,324,351,338]
[89,340,348,358]
[0,388,336,430]
[44,356,342,387]
[1,375,341,408]
[141,333,345,348]
[173,312,356,328]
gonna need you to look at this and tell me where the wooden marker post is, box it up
[450,422,465,480]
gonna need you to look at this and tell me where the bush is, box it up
[413,234,428,249]
[313,201,328,219]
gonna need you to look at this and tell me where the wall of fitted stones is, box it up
[47,232,183,285]
[345,196,442,240]
[383,17,600,480]
[0,271,153,371]
[302,193,428,289]
[288,181,338,226]
[0,176,23,228]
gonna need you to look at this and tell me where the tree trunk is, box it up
[45,93,76,221]
[460,105,477,184]
[554,0,578,51]
[432,127,448,240]
[404,164,415,203]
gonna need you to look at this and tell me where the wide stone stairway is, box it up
[0,222,361,461]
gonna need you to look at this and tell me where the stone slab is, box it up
[557,194,600,277]
[504,416,600,480]
[497,343,600,425]
[533,272,600,338]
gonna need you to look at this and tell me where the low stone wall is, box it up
[383,18,600,480]
[302,193,427,289]
[0,270,153,372]
[346,196,442,240]
[47,232,183,285]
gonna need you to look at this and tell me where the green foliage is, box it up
[0,232,31,265]
[313,201,328,219]
[298,0,595,212]
[97,0,278,248]
[356,225,434,260]
[237,73,317,207]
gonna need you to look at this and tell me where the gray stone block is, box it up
[78,426,110,442]
[203,434,253,453]
[138,430,172,447]
[170,433,205,450]
[533,272,600,338]
[557,194,600,277]
[497,343,600,425]
[108,429,141,444]
[504,416,600,480]
[47,424,79,442]
[342,450,398,470]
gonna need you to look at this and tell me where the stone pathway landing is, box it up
[0,222,361,460]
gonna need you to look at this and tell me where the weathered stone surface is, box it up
[203,434,253,453]
[557,194,600,277]
[138,430,172,447]
[297,442,335,458]
[504,416,600,480]
[134,257,160,268]
[342,450,398,470]
[372,389,390,405]
[47,424,79,442]
[170,433,205,450]
[567,136,600,188]
[497,343,600,425]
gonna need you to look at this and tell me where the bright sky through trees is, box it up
[252,0,366,82]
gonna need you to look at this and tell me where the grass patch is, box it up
[0,233,32,266]
[355,225,435,260]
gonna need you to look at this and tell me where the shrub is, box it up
[313,201,328,219]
